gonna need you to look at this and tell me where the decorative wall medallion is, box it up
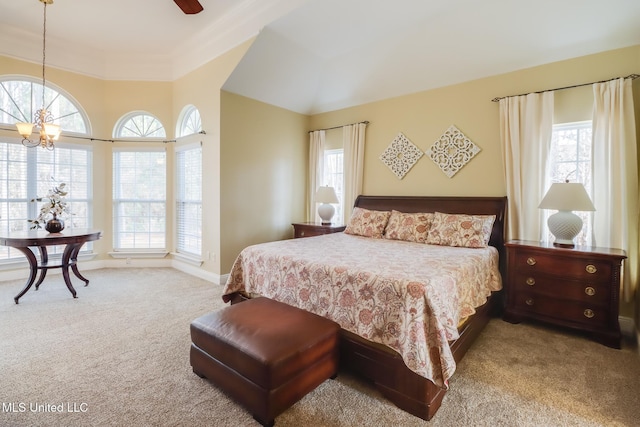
[427,125,480,178]
[379,132,423,179]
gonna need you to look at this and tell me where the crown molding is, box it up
[0,0,309,82]
[170,0,308,80]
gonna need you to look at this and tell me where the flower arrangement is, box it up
[28,180,71,230]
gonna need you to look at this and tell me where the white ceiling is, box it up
[2,0,640,114]
[0,0,308,80]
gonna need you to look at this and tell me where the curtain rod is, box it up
[491,74,640,102]
[0,128,206,144]
[308,120,369,133]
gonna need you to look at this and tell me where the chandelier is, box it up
[16,0,60,150]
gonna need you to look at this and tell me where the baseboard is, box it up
[619,316,635,340]
[619,316,638,351]
[0,253,100,282]
[171,259,225,285]
[0,256,228,286]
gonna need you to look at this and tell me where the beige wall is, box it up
[220,91,308,272]
[308,45,640,318]
[310,46,640,198]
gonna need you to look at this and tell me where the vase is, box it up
[45,213,65,233]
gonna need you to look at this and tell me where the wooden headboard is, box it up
[353,195,508,265]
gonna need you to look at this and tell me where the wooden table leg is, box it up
[34,246,49,290]
[61,243,78,299]
[69,243,90,286]
[13,247,38,304]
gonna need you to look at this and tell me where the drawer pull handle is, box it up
[584,286,596,296]
[525,298,534,306]
[526,277,535,286]
[583,309,595,319]
[585,264,597,274]
[526,257,536,266]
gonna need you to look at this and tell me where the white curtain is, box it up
[499,92,554,241]
[308,130,325,222]
[592,78,638,302]
[342,123,367,223]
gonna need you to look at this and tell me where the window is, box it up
[176,145,202,256]
[0,142,93,261]
[176,105,202,137]
[0,77,89,134]
[323,149,343,222]
[0,78,92,262]
[35,145,92,229]
[112,149,166,250]
[546,121,593,245]
[113,112,166,139]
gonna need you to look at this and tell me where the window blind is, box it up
[176,145,202,256]
[112,149,166,250]
[0,141,93,261]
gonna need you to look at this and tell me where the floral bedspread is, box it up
[222,233,502,388]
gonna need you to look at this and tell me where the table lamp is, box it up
[315,186,339,224]
[538,181,595,248]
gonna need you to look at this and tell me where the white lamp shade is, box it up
[43,123,61,140]
[538,182,595,212]
[16,122,34,138]
[315,186,339,204]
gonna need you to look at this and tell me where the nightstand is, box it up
[503,240,626,348]
[292,222,346,238]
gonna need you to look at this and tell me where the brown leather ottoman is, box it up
[190,297,340,427]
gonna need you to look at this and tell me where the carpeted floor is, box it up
[0,268,638,426]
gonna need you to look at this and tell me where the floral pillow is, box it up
[344,207,391,238]
[426,212,495,248]
[383,210,434,243]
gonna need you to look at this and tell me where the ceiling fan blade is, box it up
[174,0,204,14]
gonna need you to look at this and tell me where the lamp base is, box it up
[548,210,583,248]
[553,242,576,249]
[318,203,335,225]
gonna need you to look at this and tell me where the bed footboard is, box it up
[226,291,497,421]
[339,292,496,421]
[339,329,446,420]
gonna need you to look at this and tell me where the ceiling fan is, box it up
[174,0,204,14]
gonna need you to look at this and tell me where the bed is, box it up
[222,195,507,420]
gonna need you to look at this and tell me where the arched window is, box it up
[113,111,166,138]
[112,112,167,253]
[0,76,90,134]
[0,77,93,261]
[176,105,202,137]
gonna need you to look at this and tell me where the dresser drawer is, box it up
[512,273,609,305]
[505,240,626,348]
[513,293,608,329]
[514,251,611,282]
